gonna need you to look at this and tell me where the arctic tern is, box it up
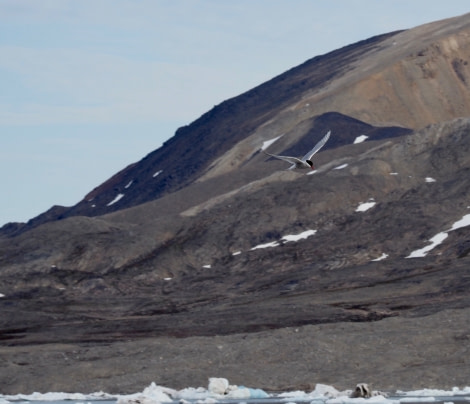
[263,130,331,170]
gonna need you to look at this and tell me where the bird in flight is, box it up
[263,130,331,170]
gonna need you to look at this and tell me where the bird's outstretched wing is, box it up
[263,151,303,165]
[302,130,331,161]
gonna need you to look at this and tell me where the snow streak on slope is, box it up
[261,135,283,151]
[250,229,317,251]
[406,213,470,258]
[107,193,124,206]
[356,199,376,212]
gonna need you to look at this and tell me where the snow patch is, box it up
[0,293,5,298]
[425,177,436,183]
[125,180,133,188]
[261,135,283,151]
[334,163,349,170]
[371,253,388,262]
[406,232,448,258]
[250,229,317,251]
[448,213,470,231]
[153,170,163,178]
[356,199,376,212]
[282,229,317,242]
[354,135,369,144]
[250,241,280,250]
[406,213,470,258]
[389,172,399,175]
[232,251,242,256]
[202,264,211,268]
[107,193,124,206]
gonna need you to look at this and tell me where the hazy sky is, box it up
[1,1,469,226]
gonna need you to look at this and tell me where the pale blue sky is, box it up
[1,1,469,225]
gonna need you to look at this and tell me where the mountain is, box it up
[1,13,470,395]
[6,12,470,233]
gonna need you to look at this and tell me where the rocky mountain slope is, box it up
[1,13,470,395]
[4,13,470,234]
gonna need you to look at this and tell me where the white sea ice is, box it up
[400,387,470,396]
[261,135,283,151]
[354,135,369,144]
[208,377,230,395]
[2,382,470,404]
[107,193,124,206]
[117,382,174,404]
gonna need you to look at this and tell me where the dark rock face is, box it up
[2,15,470,395]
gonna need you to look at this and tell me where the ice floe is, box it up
[1,380,470,404]
[107,193,125,206]
[397,387,470,396]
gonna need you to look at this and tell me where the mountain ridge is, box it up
[1,13,470,394]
